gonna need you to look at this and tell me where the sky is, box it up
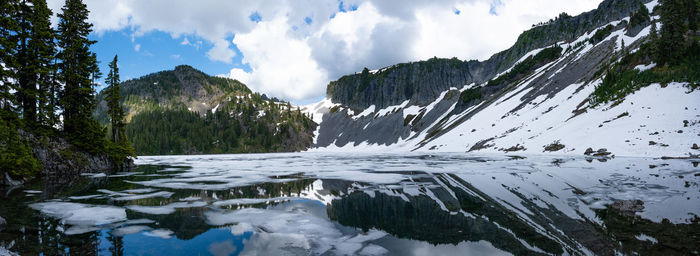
[46,0,603,104]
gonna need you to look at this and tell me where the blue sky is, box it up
[56,0,602,104]
[89,31,251,92]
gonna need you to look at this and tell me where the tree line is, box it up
[1,0,133,177]
[126,96,316,155]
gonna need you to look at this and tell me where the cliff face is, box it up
[326,0,650,110]
[0,131,133,192]
[308,0,700,157]
[326,59,479,110]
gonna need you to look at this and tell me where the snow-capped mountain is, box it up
[304,0,700,157]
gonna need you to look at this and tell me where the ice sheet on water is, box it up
[206,200,392,255]
[136,153,699,224]
[125,201,208,215]
[30,202,126,226]
[112,191,174,201]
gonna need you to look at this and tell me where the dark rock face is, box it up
[327,59,480,110]
[326,0,650,110]
[315,90,460,148]
[23,131,133,189]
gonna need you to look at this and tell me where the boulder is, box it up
[610,199,644,217]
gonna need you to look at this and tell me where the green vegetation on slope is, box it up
[487,45,563,87]
[97,68,317,155]
[591,0,700,104]
[459,88,482,104]
[126,98,316,155]
[94,65,251,125]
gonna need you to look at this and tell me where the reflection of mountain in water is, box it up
[327,173,617,255]
[124,178,318,240]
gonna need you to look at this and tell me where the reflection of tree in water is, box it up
[107,231,125,256]
[0,186,101,255]
[127,207,210,240]
[595,207,700,255]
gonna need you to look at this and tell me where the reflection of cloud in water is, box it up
[16,153,699,255]
[143,229,174,239]
[208,239,237,256]
[387,240,510,256]
[207,200,391,255]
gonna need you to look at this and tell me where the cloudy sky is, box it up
[46,0,602,104]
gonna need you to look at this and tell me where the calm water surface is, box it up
[1,153,698,255]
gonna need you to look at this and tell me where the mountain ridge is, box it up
[307,0,700,157]
[326,0,652,111]
[95,65,316,155]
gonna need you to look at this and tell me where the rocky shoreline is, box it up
[0,131,135,191]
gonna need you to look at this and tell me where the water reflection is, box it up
[0,153,698,255]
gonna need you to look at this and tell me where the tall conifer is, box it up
[105,55,125,143]
[0,0,19,110]
[56,0,101,139]
[29,0,57,128]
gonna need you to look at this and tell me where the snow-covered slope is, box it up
[307,0,700,157]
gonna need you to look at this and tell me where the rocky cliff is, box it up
[308,0,700,157]
[1,131,133,193]
[326,0,651,111]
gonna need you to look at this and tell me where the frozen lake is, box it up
[1,152,699,255]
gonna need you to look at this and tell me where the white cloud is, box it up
[45,0,602,102]
[134,44,141,52]
[233,17,328,100]
[206,39,237,63]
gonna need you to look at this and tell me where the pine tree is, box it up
[657,0,687,64]
[105,55,125,143]
[0,0,19,111]
[15,0,38,124]
[0,0,40,179]
[649,20,659,60]
[105,54,134,162]
[620,39,626,55]
[56,0,103,148]
[30,0,57,128]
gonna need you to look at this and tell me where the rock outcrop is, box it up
[10,131,134,190]
[326,0,651,110]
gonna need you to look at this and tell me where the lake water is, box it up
[1,153,698,255]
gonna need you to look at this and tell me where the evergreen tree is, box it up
[657,0,687,64]
[15,0,38,124]
[0,0,40,178]
[56,0,103,148]
[105,55,126,143]
[29,0,57,128]
[649,20,659,60]
[105,55,134,163]
[0,0,19,110]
